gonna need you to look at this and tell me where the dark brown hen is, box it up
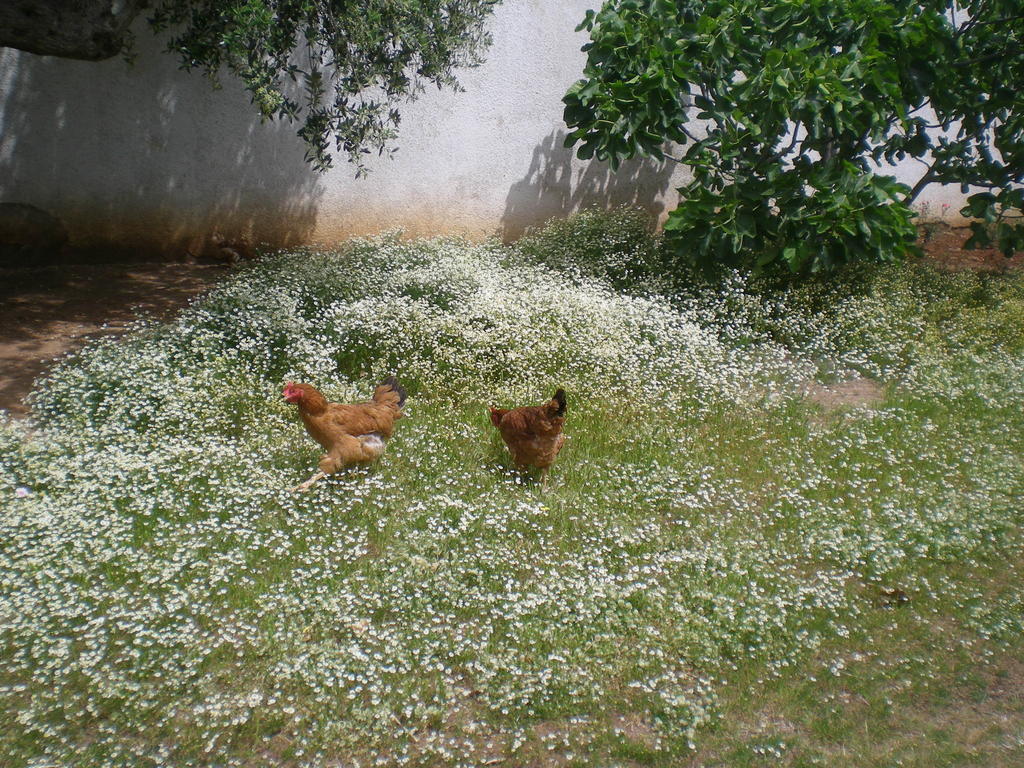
[488,388,566,487]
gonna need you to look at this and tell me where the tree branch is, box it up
[953,46,1024,68]
[906,164,938,204]
[956,0,993,38]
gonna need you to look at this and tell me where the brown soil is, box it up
[918,222,1024,273]
[0,263,225,417]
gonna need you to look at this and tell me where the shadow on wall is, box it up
[500,130,680,241]
[0,26,323,263]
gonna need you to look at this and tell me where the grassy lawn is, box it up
[2,213,1023,766]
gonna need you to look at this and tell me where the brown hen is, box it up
[283,376,406,491]
[488,389,566,488]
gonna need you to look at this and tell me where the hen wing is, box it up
[323,402,399,438]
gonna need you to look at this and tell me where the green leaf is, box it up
[561,0,1017,273]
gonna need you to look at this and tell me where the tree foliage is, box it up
[149,0,499,173]
[563,0,1024,272]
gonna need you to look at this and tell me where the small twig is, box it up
[782,121,802,157]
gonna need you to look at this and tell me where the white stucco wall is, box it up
[0,0,965,261]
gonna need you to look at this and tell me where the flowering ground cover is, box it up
[2,216,1023,766]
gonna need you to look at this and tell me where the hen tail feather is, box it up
[374,375,407,410]
[550,388,567,418]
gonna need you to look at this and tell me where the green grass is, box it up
[695,555,1024,767]
[1,217,1023,766]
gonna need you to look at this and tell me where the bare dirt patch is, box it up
[918,222,1024,273]
[805,377,885,411]
[0,263,224,416]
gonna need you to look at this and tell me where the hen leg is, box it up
[292,470,328,493]
[292,434,383,492]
